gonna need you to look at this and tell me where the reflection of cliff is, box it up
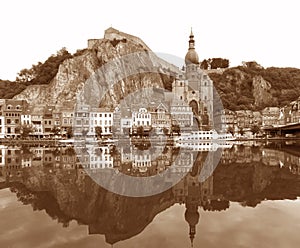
[11,168,175,245]
[213,161,300,206]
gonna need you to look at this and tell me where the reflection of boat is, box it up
[217,133,236,141]
[102,138,118,144]
[58,139,75,146]
[175,141,233,151]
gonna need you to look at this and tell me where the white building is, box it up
[86,145,114,169]
[0,145,5,167]
[90,108,114,137]
[132,152,152,173]
[170,99,193,128]
[150,103,171,132]
[31,114,43,137]
[0,116,5,139]
[21,113,31,125]
[132,108,151,128]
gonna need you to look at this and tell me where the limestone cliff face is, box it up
[14,51,100,106]
[252,75,276,107]
[13,28,179,107]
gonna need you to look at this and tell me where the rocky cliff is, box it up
[13,28,180,108]
[252,75,274,107]
[208,66,300,111]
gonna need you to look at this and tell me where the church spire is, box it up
[188,27,195,50]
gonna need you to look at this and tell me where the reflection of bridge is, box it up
[263,123,300,137]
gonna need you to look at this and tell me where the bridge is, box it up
[262,122,300,137]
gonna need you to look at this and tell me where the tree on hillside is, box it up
[16,47,72,84]
[200,59,209,70]
[210,58,229,69]
[200,58,229,70]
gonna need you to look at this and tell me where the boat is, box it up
[217,132,236,141]
[174,130,235,142]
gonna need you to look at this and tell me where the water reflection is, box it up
[1,141,300,246]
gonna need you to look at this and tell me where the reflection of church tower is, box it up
[184,176,201,247]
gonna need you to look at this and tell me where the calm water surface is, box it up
[1,141,300,248]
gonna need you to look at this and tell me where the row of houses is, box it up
[0,98,194,139]
[218,96,300,134]
[1,96,299,139]
[0,99,114,139]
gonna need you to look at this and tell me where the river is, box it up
[0,140,300,247]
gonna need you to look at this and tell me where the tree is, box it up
[171,123,180,135]
[15,124,34,139]
[95,126,102,139]
[227,126,234,135]
[137,126,144,137]
[238,127,245,136]
[16,47,72,85]
[82,129,88,137]
[66,127,73,138]
[200,59,209,70]
[51,127,60,136]
[250,125,260,137]
[210,58,229,69]
[163,127,169,136]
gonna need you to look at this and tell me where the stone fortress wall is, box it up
[88,27,151,51]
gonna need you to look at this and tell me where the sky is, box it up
[0,0,299,81]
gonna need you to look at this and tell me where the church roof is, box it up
[185,29,199,65]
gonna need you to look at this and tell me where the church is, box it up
[172,29,214,128]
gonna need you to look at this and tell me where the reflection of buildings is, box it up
[2,142,300,246]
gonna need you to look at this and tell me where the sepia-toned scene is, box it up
[1,1,300,247]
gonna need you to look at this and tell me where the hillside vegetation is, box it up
[209,65,300,111]
[0,48,73,99]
